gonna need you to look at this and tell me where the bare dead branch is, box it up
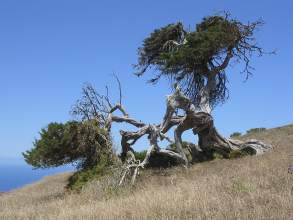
[113,73,122,105]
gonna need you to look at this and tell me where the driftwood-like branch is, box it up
[104,100,188,185]
[160,86,272,158]
[109,83,271,185]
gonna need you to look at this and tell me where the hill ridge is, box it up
[0,124,292,220]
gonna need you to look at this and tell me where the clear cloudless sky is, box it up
[0,0,292,164]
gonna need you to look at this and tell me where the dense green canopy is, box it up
[135,14,264,106]
[23,120,113,169]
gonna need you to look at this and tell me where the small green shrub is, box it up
[230,132,242,138]
[67,156,112,191]
[246,127,266,134]
[133,150,147,162]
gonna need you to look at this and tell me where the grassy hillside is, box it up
[0,125,292,220]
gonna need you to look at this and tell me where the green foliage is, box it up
[67,155,111,191]
[230,132,242,138]
[136,14,264,105]
[133,150,147,162]
[23,120,114,170]
[246,127,266,134]
[158,17,240,75]
[23,120,117,191]
[23,121,79,168]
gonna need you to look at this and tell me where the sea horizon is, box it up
[0,159,74,192]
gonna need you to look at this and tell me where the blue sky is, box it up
[0,0,292,164]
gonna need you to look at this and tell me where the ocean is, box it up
[0,163,73,192]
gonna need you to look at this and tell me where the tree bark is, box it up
[104,85,271,185]
[161,85,272,161]
[194,113,271,156]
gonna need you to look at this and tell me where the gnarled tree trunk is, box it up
[79,82,272,185]
[159,83,272,165]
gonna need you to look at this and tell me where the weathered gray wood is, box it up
[103,84,271,185]
[161,85,272,158]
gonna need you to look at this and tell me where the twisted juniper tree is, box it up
[133,14,272,164]
[68,14,272,184]
[24,13,273,187]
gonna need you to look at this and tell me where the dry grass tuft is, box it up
[0,125,292,220]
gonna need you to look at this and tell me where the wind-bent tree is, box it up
[69,14,272,184]
[24,14,273,187]
[132,14,272,164]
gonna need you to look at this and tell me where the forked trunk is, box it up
[105,85,271,185]
[161,86,271,164]
[194,113,271,158]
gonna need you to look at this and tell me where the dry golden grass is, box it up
[0,125,292,220]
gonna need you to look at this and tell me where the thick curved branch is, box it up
[139,125,187,167]
[119,126,150,159]
[111,116,145,128]
[197,49,233,114]
[160,115,184,134]
[208,49,233,77]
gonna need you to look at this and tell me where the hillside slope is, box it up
[0,125,292,220]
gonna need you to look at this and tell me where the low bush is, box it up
[23,120,117,191]
[230,132,242,138]
[67,156,113,191]
[246,127,266,134]
[133,150,147,162]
